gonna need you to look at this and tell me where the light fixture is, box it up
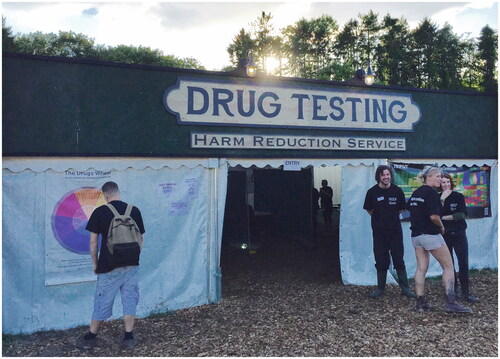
[245,52,256,77]
[364,62,375,85]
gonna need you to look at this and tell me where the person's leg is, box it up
[430,244,471,312]
[89,320,103,334]
[429,245,455,296]
[123,315,135,332]
[444,234,460,294]
[391,234,416,298]
[453,231,479,302]
[414,247,429,296]
[76,270,120,349]
[324,207,332,228]
[370,232,389,299]
[120,266,140,348]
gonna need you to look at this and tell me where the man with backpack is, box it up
[76,181,145,350]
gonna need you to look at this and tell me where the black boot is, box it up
[369,270,386,299]
[461,289,480,303]
[396,268,417,299]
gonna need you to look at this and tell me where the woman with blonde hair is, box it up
[407,166,470,313]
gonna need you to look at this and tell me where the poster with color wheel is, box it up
[51,187,106,254]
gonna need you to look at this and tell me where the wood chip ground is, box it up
[3,228,497,357]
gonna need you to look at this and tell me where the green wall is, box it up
[3,54,497,159]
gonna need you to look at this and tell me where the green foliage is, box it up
[227,28,255,68]
[2,17,16,52]
[2,18,205,70]
[477,25,498,92]
[226,11,497,92]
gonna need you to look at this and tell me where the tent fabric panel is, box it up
[339,162,498,285]
[2,163,225,334]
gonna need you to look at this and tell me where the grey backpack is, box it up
[106,204,142,266]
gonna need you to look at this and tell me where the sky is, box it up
[2,1,498,70]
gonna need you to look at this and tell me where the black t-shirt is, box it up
[320,186,333,208]
[86,200,145,274]
[363,184,405,232]
[407,185,442,236]
[442,190,467,232]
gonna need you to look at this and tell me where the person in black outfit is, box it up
[363,165,416,299]
[75,181,145,350]
[319,180,333,229]
[312,187,320,237]
[407,166,470,313]
[440,173,479,302]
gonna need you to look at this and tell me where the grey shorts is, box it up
[92,266,139,321]
[411,234,446,250]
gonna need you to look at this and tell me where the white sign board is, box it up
[191,133,406,151]
[164,77,422,132]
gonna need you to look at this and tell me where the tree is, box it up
[477,25,498,92]
[309,15,339,73]
[227,28,255,68]
[334,19,362,74]
[359,10,381,65]
[411,18,439,88]
[434,23,463,90]
[374,15,412,86]
[2,17,17,53]
[460,33,482,89]
[282,18,314,77]
[251,11,275,74]
[14,31,96,58]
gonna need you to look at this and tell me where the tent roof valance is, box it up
[2,157,215,173]
[3,157,497,174]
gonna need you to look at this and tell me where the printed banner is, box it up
[390,162,491,220]
[44,169,125,285]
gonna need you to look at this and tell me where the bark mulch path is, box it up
[3,231,498,357]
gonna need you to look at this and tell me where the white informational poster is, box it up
[156,177,200,215]
[44,169,126,285]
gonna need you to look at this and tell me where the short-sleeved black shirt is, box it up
[86,200,145,274]
[407,185,442,236]
[442,190,467,232]
[320,186,333,208]
[363,184,405,232]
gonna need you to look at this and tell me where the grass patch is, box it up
[425,268,497,282]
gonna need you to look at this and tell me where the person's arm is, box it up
[90,232,99,274]
[442,212,466,221]
[441,191,466,221]
[430,214,445,235]
[366,210,373,216]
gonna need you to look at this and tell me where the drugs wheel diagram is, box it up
[51,187,106,254]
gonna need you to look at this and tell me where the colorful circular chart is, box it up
[51,187,106,254]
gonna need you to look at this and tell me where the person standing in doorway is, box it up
[312,187,320,237]
[440,173,479,302]
[363,165,416,299]
[319,180,333,230]
[407,166,470,313]
[76,181,145,350]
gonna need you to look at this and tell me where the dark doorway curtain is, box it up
[254,168,313,240]
[222,171,249,248]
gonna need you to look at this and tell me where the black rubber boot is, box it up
[369,270,387,299]
[461,289,480,303]
[396,268,417,299]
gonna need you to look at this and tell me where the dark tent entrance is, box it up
[221,165,342,289]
